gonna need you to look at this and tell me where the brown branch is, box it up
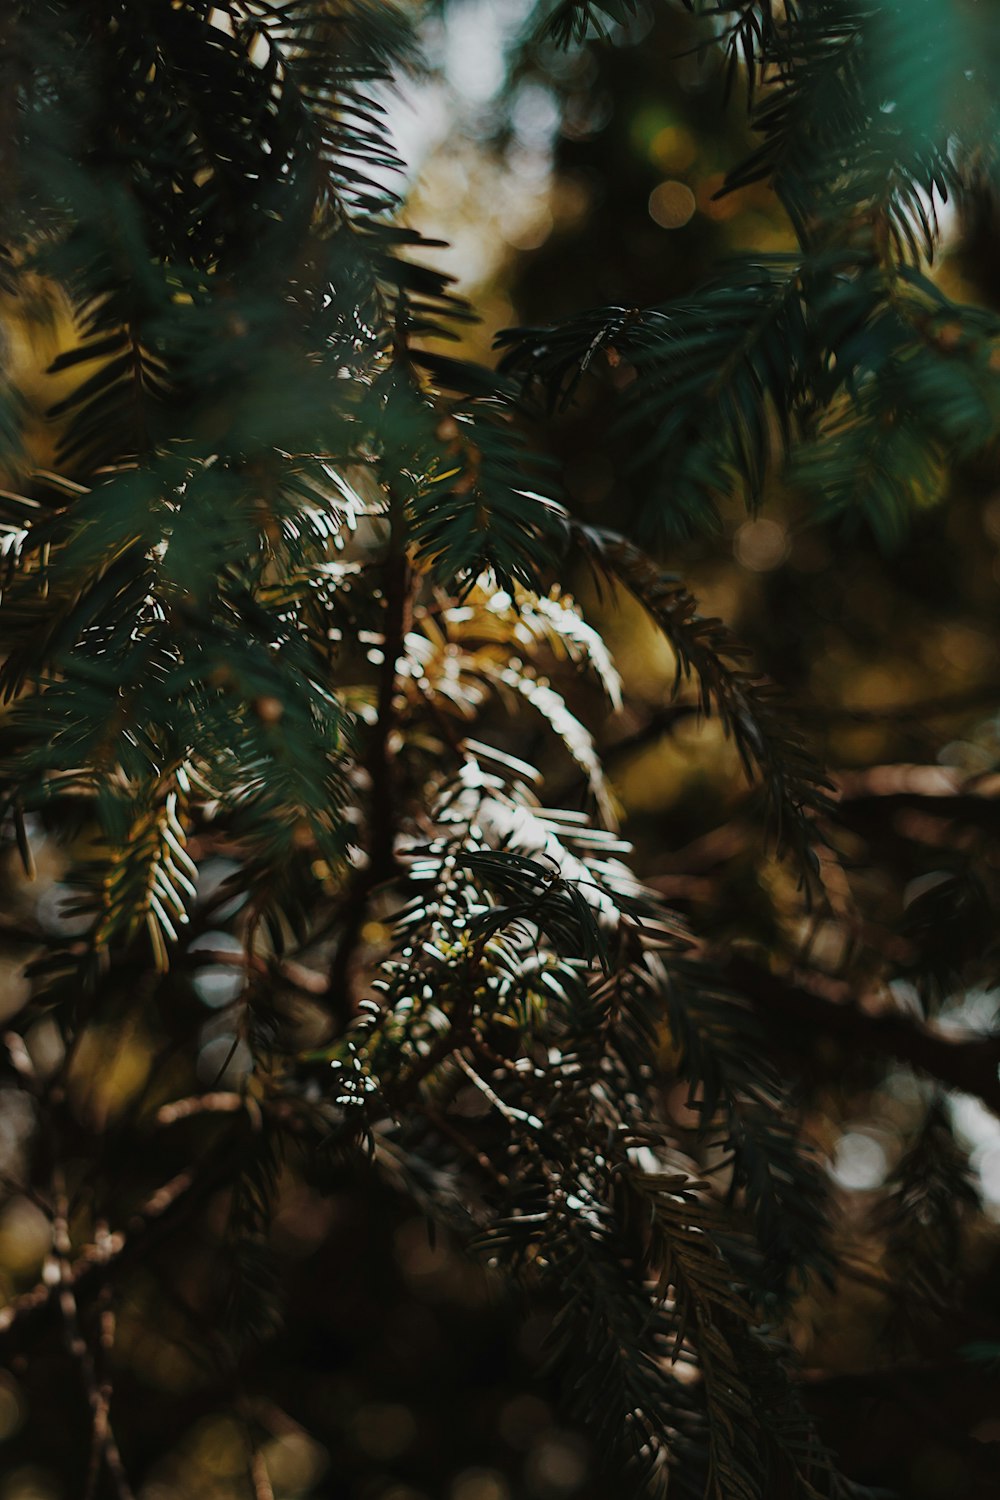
[50,1178,135,1500]
[726,954,1000,1116]
[801,683,1000,726]
[248,1447,276,1500]
[573,693,1000,807]
[0,1127,247,1350]
[367,494,410,882]
[327,495,410,1019]
[388,1016,472,1112]
[799,1356,1000,1393]
[419,1103,509,1186]
[835,764,975,799]
[801,1358,1000,1480]
[155,1092,245,1127]
[833,764,1000,825]
[600,703,702,765]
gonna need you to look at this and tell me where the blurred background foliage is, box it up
[2,3,1000,1500]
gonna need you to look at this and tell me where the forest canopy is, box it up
[0,4,998,1500]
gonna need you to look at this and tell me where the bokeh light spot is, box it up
[0,1465,60,1500]
[0,1373,25,1442]
[35,883,90,938]
[734,518,790,572]
[195,1035,253,1085]
[451,1469,510,1500]
[0,1197,51,1276]
[830,1131,889,1191]
[648,181,696,229]
[525,1433,589,1497]
[191,1416,245,1478]
[649,125,697,172]
[977,1144,1000,1204]
[498,1394,552,1450]
[0,959,29,1025]
[503,206,554,252]
[192,966,244,1009]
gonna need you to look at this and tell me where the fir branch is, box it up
[498,257,810,534]
[876,1099,981,1353]
[569,523,832,871]
[535,0,643,47]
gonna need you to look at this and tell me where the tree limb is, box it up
[726,954,1000,1116]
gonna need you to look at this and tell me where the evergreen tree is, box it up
[0,4,998,1498]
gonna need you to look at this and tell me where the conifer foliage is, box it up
[0,4,998,1499]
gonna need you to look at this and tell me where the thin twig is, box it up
[455,1051,541,1129]
[801,681,1000,726]
[418,1103,509,1186]
[0,1128,246,1344]
[52,1181,135,1500]
[387,937,490,1113]
[155,1092,245,1126]
[328,492,411,1018]
[248,1446,276,1500]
